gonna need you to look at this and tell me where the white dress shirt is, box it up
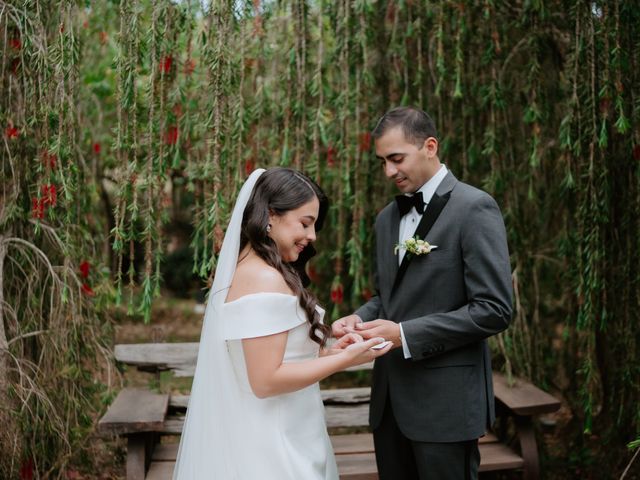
[398,164,448,358]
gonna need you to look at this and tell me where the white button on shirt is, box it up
[398,164,448,358]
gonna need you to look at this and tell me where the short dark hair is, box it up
[372,106,438,147]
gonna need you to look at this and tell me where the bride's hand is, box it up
[333,332,363,349]
[322,333,363,356]
[342,337,393,367]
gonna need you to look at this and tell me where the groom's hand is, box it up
[332,314,362,338]
[355,319,402,349]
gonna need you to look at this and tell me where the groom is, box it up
[333,106,513,479]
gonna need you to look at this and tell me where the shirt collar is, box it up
[413,164,448,206]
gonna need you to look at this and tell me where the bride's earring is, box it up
[266,224,272,234]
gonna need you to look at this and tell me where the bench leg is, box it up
[127,434,146,480]
[515,416,539,480]
[127,433,158,480]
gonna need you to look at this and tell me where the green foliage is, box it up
[2,0,639,476]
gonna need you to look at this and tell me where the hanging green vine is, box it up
[2,1,640,477]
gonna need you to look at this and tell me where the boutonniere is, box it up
[394,237,438,256]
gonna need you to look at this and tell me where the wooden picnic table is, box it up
[100,342,561,479]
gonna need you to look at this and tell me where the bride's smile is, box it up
[268,197,319,262]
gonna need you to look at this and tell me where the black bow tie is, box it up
[395,192,425,216]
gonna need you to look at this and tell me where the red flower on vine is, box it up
[9,38,21,51]
[99,31,108,45]
[385,3,396,23]
[491,30,502,54]
[41,184,57,207]
[81,283,95,296]
[93,142,101,154]
[245,158,255,176]
[633,145,640,161]
[358,132,371,152]
[10,58,20,75]
[31,198,45,219]
[361,288,373,301]
[159,55,173,74]
[20,459,33,480]
[214,224,225,254]
[599,97,611,114]
[307,265,319,282]
[5,125,19,139]
[331,283,344,304]
[79,261,91,278]
[327,146,336,168]
[161,192,172,208]
[184,59,196,76]
[255,17,265,36]
[164,126,179,145]
[42,151,57,169]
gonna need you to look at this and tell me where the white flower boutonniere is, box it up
[394,237,438,256]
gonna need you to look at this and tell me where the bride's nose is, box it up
[307,226,316,242]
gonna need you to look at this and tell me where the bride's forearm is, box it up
[243,332,387,399]
[251,353,352,398]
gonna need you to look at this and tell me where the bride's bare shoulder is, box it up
[227,257,292,301]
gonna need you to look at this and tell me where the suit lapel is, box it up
[384,205,400,293]
[390,172,457,294]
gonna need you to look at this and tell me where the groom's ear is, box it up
[423,137,438,158]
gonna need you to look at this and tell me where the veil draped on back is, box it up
[173,169,265,479]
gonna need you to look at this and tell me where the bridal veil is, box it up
[172,169,265,479]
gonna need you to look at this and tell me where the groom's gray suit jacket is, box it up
[355,171,513,443]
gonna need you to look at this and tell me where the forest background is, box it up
[1,0,639,478]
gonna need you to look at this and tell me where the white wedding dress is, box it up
[173,169,338,480]
[221,293,338,479]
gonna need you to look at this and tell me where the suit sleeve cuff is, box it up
[399,323,412,359]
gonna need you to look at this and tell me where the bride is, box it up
[173,167,392,479]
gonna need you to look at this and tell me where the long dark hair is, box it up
[240,167,331,347]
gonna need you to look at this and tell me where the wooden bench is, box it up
[99,343,560,479]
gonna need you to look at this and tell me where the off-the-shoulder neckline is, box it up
[223,291,297,306]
